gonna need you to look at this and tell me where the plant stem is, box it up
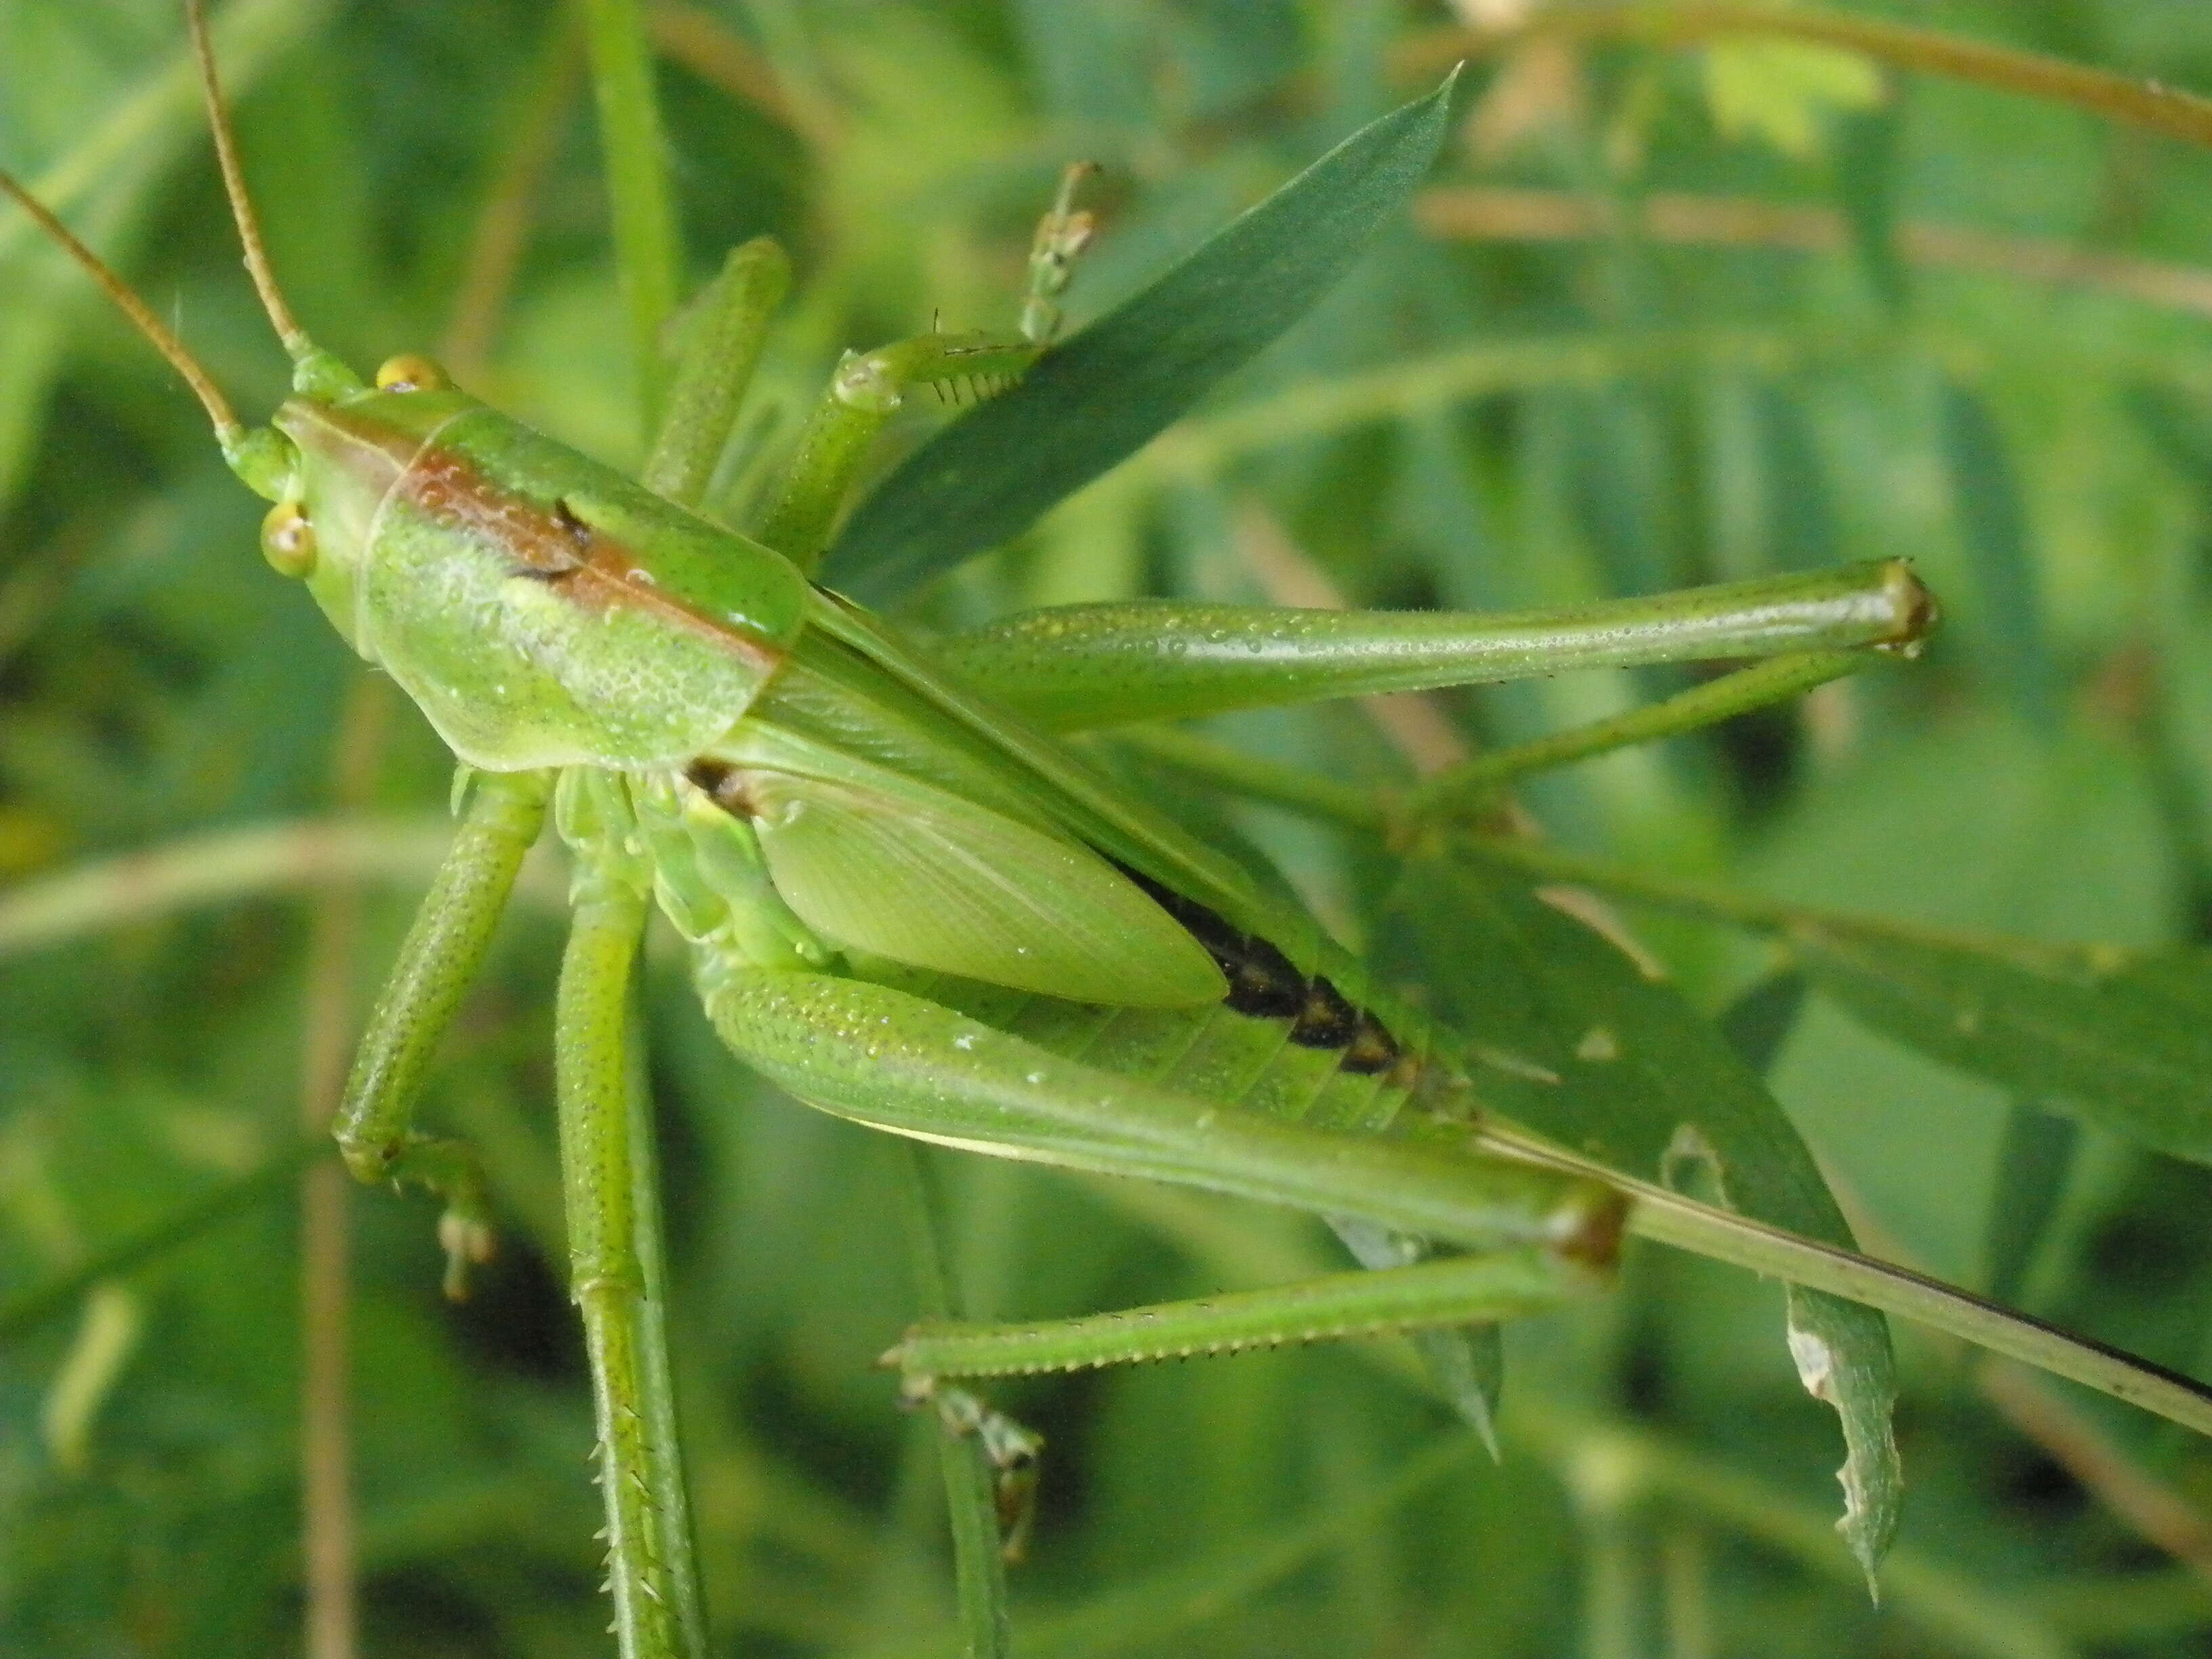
[442,13,581,377]
[1106,728,1389,832]
[579,0,682,431]
[0,817,472,958]
[1476,1126,2212,1439]
[297,674,392,1659]
[1415,186,2212,325]
[1139,329,1850,480]
[894,1143,1012,1659]
[1458,834,1807,931]
[1511,1410,2080,1659]
[0,1136,325,1340]
[1399,4,2212,151]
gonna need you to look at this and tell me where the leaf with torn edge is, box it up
[1381,846,1902,1582]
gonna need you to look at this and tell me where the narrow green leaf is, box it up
[1831,104,1910,313]
[1751,382,1841,575]
[1380,850,1902,1578]
[1719,969,1809,1076]
[1464,834,2212,1168]
[1983,1105,2076,1307]
[1937,381,2061,732]
[1792,921,2212,1164]
[823,68,1464,600]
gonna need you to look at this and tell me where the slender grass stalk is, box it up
[1415,187,2212,325]
[1568,1437,1641,1659]
[1511,1412,2081,1659]
[1477,1126,2212,1440]
[895,1143,1012,1659]
[579,0,682,430]
[840,1435,1483,1659]
[0,817,558,959]
[1140,329,1849,480]
[1397,4,2212,151]
[296,674,393,1659]
[0,1137,325,1340]
[1460,832,1927,934]
[0,0,330,264]
[1104,728,1389,832]
[441,14,582,377]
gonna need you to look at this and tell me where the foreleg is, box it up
[332,768,551,1296]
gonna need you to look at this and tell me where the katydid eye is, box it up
[375,352,450,393]
[261,500,317,578]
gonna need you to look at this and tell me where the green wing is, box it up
[735,766,1227,1007]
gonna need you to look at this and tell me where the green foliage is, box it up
[827,67,1460,601]
[1383,849,1900,1581]
[8,2,2212,1656]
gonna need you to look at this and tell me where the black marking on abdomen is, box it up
[1343,1011,1399,1076]
[1113,863,1408,1078]
[1223,936,1307,1021]
[1289,977,1359,1050]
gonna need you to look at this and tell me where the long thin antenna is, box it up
[186,0,313,365]
[0,167,244,447]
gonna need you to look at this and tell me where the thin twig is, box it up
[0,815,564,960]
[1416,187,2212,323]
[297,675,394,1659]
[1395,5,2212,152]
[441,18,583,378]
[647,4,839,148]
[1979,1360,2212,1585]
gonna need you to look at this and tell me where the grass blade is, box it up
[824,68,1464,600]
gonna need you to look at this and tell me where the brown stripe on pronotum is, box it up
[314,403,790,676]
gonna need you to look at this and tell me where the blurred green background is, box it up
[7,1,2212,1653]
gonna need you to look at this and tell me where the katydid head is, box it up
[14,0,808,761]
[0,1,470,654]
